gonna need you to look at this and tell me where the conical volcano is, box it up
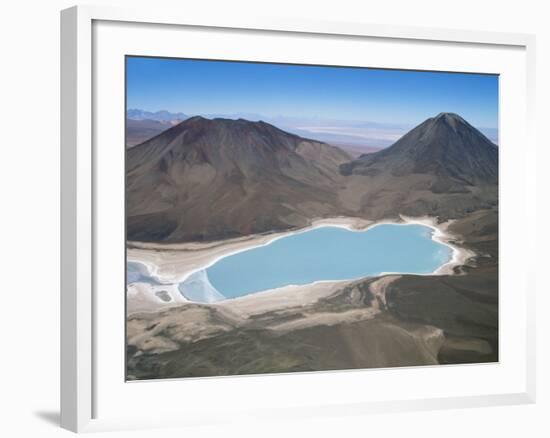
[337,113,498,219]
[341,113,498,189]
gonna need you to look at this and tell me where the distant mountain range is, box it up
[126,113,498,243]
[126,109,499,149]
[127,109,189,121]
[126,118,183,147]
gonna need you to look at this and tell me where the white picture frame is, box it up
[60,4,537,433]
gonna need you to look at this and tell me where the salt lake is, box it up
[178,224,453,301]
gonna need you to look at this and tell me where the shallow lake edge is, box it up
[126,216,474,309]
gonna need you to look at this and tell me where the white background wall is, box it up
[0,0,547,436]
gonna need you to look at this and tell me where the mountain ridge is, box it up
[127,113,498,243]
[126,116,352,242]
[127,109,189,121]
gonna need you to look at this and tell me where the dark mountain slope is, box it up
[338,113,498,220]
[127,113,499,243]
[340,113,498,190]
[126,117,352,242]
[126,118,180,148]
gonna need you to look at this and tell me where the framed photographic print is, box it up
[61,5,536,433]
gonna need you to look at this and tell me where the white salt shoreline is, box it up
[207,217,472,305]
[127,215,473,311]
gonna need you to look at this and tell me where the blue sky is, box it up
[126,56,498,130]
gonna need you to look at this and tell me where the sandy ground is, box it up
[126,282,188,314]
[215,279,346,317]
[126,215,473,316]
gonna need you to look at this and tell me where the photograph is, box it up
[0,0,544,435]
[124,56,499,380]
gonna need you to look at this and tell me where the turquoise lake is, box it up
[127,224,453,303]
[178,224,453,301]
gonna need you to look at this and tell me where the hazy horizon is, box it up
[127,57,498,125]
[126,57,499,146]
[126,108,499,147]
